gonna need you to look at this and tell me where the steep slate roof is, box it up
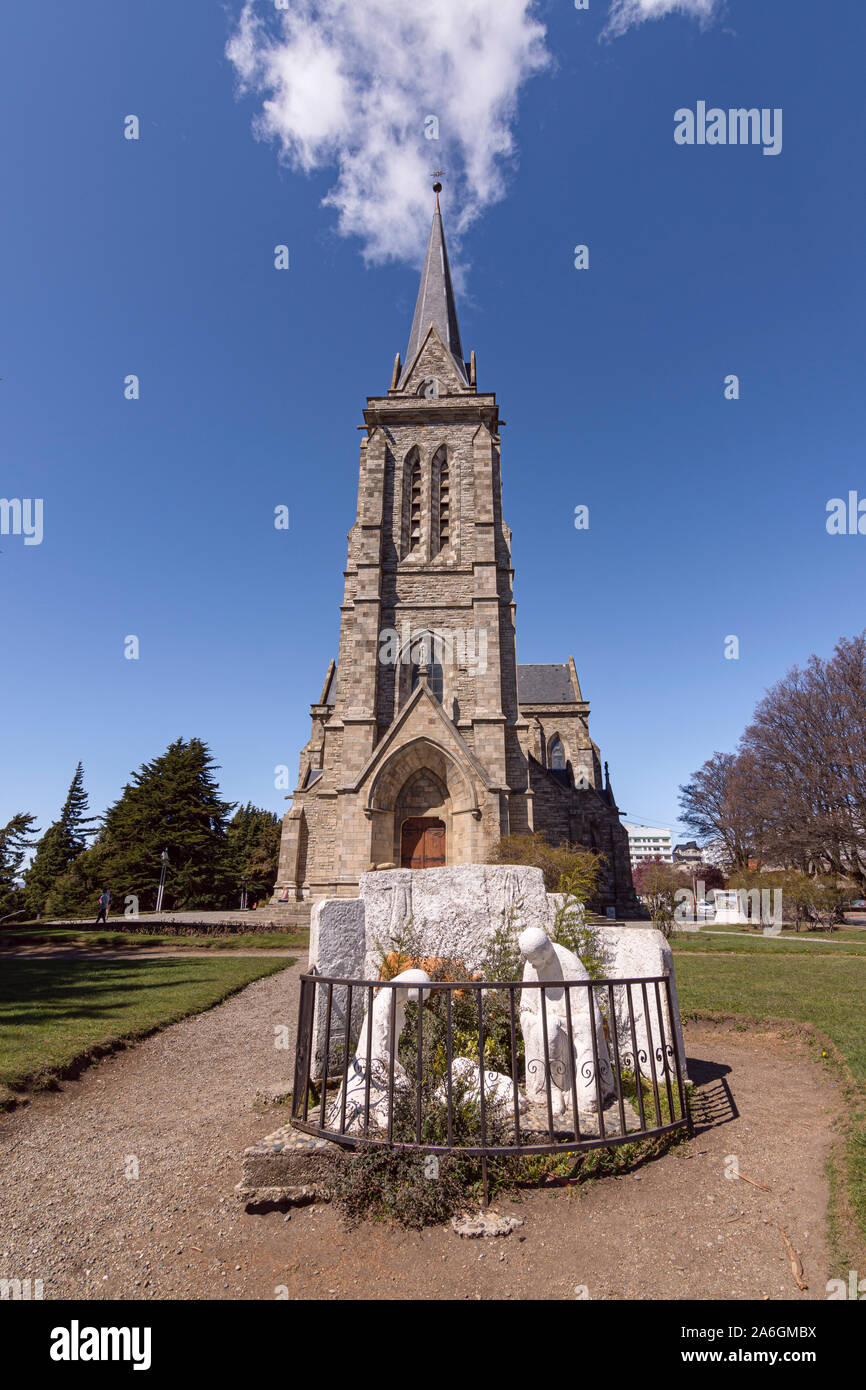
[517,664,577,704]
[400,203,467,385]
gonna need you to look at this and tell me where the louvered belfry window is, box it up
[438,454,450,552]
[409,454,422,553]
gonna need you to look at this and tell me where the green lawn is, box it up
[0,956,292,1107]
[672,946,866,1273]
[671,931,866,957]
[0,927,307,951]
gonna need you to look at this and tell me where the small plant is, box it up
[330,1147,480,1229]
[373,916,474,982]
[477,898,524,982]
[486,831,609,973]
[637,861,682,938]
[549,869,611,978]
[330,1035,515,1227]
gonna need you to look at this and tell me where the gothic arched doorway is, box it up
[400,817,446,869]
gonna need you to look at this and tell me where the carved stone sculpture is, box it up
[330,968,431,1134]
[438,1056,528,1120]
[518,927,614,1116]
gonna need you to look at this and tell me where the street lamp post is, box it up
[156,848,169,913]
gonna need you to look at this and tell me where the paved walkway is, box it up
[24,910,285,928]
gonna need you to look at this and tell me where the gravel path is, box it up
[0,961,304,1299]
[0,963,843,1301]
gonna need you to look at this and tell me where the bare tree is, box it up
[741,634,866,891]
[681,632,866,893]
[678,752,753,870]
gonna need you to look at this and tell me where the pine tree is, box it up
[43,847,104,920]
[0,813,40,921]
[53,738,237,914]
[25,763,97,917]
[226,803,281,903]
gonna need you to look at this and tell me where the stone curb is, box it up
[240,1122,352,1203]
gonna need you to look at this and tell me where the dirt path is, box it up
[0,964,842,1301]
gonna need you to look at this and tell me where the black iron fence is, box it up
[292,971,691,1164]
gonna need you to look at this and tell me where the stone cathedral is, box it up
[272,191,638,923]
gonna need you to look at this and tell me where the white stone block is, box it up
[595,925,689,1086]
[359,864,549,978]
[308,898,365,1077]
[309,897,365,976]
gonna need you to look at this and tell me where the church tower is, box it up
[273,187,638,920]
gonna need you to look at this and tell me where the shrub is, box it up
[487,831,605,901]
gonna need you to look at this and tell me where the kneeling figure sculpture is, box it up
[518,927,614,1117]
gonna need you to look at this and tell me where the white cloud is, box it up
[603,0,721,40]
[227,0,549,265]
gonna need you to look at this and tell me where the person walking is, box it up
[94,889,112,926]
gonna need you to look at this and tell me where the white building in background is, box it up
[701,838,729,868]
[623,823,673,869]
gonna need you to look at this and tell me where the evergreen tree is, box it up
[113,738,233,910]
[60,738,237,913]
[225,803,281,903]
[43,846,104,920]
[25,762,98,916]
[0,813,40,920]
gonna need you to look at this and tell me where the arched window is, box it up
[409,632,444,703]
[409,456,421,552]
[411,660,444,703]
[550,737,566,771]
[403,448,422,556]
[434,446,450,554]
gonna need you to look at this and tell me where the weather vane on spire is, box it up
[431,170,445,210]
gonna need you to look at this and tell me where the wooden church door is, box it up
[400,817,446,869]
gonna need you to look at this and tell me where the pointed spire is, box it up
[603,760,619,809]
[401,181,467,384]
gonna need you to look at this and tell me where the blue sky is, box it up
[2,0,864,847]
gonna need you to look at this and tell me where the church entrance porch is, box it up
[400,816,446,869]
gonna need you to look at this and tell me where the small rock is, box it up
[450,1211,524,1239]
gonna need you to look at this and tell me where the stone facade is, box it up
[272,196,639,921]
